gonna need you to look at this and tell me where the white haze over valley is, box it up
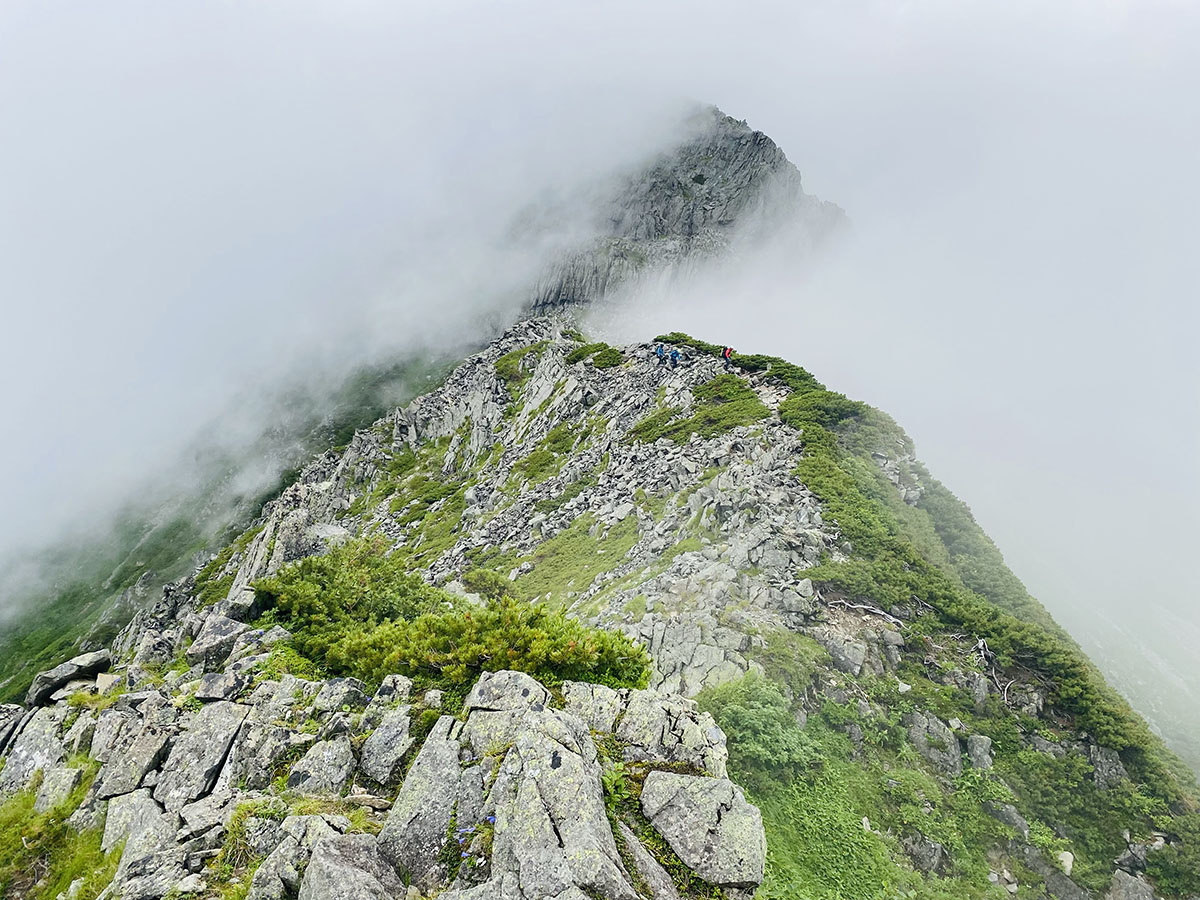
[1,2,1197,762]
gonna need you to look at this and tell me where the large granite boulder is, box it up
[186,614,249,671]
[298,833,407,900]
[905,710,962,777]
[486,706,636,900]
[359,706,413,784]
[0,705,66,794]
[616,689,728,777]
[25,650,111,706]
[377,716,463,890]
[640,770,765,889]
[154,701,249,810]
[287,737,356,795]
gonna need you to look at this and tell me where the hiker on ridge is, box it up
[656,343,666,366]
[669,347,680,369]
[722,346,734,370]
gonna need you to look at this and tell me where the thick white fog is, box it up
[1,2,1197,754]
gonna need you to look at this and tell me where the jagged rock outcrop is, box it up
[24,649,111,706]
[0,652,763,900]
[528,107,843,310]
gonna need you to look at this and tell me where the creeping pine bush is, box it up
[328,595,651,692]
[252,537,456,665]
[253,539,649,696]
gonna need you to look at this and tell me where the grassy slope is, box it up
[663,332,1200,898]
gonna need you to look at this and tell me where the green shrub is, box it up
[564,340,619,367]
[698,674,815,782]
[1146,812,1200,896]
[326,595,651,692]
[252,537,457,666]
[591,347,623,368]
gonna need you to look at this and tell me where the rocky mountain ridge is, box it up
[2,320,1196,900]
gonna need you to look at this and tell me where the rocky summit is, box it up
[1,319,1198,900]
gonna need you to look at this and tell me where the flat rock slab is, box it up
[287,737,356,795]
[359,706,413,784]
[298,833,407,900]
[25,650,111,706]
[34,766,83,812]
[95,725,172,799]
[195,671,249,702]
[464,670,549,712]
[186,614,249,671]
[378,716,463,891]
[0,705,66,794]
[640,771,765,889]
[154,701,249,811]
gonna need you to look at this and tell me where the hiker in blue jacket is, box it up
[669,347,680,369]
[656,344,666,366]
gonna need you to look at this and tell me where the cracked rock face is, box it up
[640,770,766,888]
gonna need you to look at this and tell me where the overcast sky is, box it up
[1,1,1196,750]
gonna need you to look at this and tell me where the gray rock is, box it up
[486,706,636,900]
[186,614,249,671]
[359,706,413,784]
[33,766,83,812]
[0,705,66,794]
[985,802,1030,840]
[363,674,413,729]
[1107,869,1161,900]
[615,689,728,777]
[298,834,407,900]
[378,716,463,890]
[464,669,550,712]
[178,790,238,841]
[561,681,624,733]
[103,788,173,854]
[640,771,765,888]
[49,679,97,703]
[94,724,172,799]
[1089,744,1129,790]
[154,701,249,810]
[313,679,370,716]
[0,704,25,754]
[247,816,342,900]
[1015,842,1091,900]
[461,670,555,755]
[244,816,286,858]
[195,671,249,702]
[287,737,356,795]
[905,711,962,777]
[617,821,680,900]
[62,710,97,756]
[902,832,945,874]
[966,734,994,770]
[25,650,111,706]
[90,708,137,763]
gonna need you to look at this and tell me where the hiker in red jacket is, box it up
[722,346,734,370]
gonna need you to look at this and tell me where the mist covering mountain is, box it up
[1,104,1198,900]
